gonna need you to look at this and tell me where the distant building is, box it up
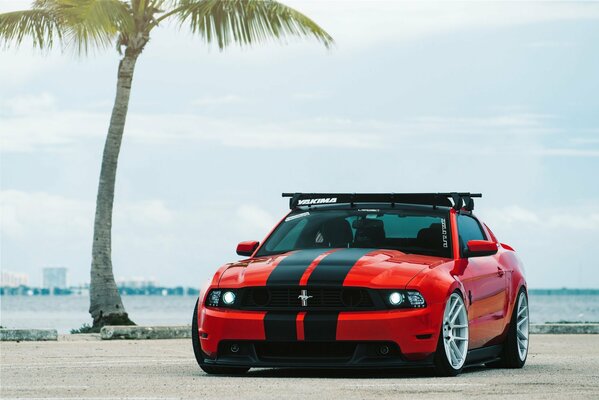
[0,271,29,287]
[43,267,68,289]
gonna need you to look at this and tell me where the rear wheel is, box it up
[488,287,529,368]
[433,291,469,376]
[191,299,249,375]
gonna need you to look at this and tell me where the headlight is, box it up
[207,290,221,307]
[382,290,426,308]
[222,291,236,305]
[205,289,237,307]
[388,292,404,305]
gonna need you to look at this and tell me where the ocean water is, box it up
[1,294,598,334]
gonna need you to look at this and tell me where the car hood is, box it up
[218,248,450,289]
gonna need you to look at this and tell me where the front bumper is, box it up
[198,303,444,367]
[203,340,434,369]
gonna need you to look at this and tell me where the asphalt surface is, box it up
[1,335,598,399]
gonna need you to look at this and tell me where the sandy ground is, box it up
[1,334,599,399]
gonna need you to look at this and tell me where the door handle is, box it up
[497,266,505,277]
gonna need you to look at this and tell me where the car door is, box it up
[456,214,507,349]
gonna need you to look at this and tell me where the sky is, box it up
[1,1,598,289]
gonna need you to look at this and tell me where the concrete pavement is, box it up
[1,335,598,399]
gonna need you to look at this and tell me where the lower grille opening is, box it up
[256,342,358,360]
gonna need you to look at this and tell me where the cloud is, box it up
[117,200,175,226]
[1,106,106,152]
[0,190,178,240]
[236,205,277,236]
[481,205,599,232]
[1,96,572,153]
[283,1,599,49]
[3,99,597,158]
[0,190,92,239]
[1,92,56,115]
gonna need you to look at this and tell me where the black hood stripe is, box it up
[266,249,329,286]
[306,248,372,287]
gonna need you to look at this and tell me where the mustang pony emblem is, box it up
[298,289,313,307]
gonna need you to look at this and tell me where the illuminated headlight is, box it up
[206,289,237,307]
[406,291,426,308]
[388,292,404,306]
[207,290,221,307]
[222,291,236,305]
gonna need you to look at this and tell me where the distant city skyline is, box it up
[42,267,67,289]
[0,270,29,287]
[1,1,598,288]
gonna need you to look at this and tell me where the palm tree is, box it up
[0,0,333,329]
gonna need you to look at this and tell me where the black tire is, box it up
[191,299,250,375]
[432,291,467,377]
[487,287,529,369]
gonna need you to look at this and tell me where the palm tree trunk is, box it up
[89,49,140,328]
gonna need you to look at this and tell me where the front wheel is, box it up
[433,291,469,376]
[191,299,249,375]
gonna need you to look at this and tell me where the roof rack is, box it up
[282,192,482,211]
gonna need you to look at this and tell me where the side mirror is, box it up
[464,240,498,258]
[236,240,259,257]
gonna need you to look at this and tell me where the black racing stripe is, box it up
[303,312,339,341]
[266,249,328,286]
[303,248,372,341]
[306,248,373,287]
[264,312,298,341]
[264,249,327,341]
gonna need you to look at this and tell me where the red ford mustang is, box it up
[192,193,529,376]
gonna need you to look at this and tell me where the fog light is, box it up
[222,291,236,305]
[389,292,403,306]
[379,345,390,355]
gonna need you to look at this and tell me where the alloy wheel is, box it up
[516,291,529,360]
[442,293,469,369]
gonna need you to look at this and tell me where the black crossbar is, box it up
[282,192,482,211]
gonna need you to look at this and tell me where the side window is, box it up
[457,214,486,255]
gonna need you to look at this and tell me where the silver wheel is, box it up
[516,291,529,361]
[442,293,469,370]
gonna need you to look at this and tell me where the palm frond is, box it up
[0,9,62,49]
[38,0,134,54]
[0,0,134,53]
[172,0,333,50]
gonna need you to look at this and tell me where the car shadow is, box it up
[230,364,489,379]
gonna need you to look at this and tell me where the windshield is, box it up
[256,208,452,258]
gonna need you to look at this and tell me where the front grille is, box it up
[238,287,376,310]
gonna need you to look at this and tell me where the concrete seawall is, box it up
[2,324,598,341]
[0,328,58,341]
[100,325,191,340]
